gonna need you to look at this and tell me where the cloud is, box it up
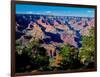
[27,11,33,14]
[45,11,52,14]
[16,11,33,14]
[35,12,41,14]
[87,10,94,13]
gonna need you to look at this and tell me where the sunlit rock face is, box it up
[16,14,94,56]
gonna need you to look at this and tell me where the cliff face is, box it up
[16,14,95,57]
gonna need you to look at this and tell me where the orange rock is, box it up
[55,54,62,64]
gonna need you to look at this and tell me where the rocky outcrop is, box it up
[16,14,95,55]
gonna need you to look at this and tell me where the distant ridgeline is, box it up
[16,14,94,49]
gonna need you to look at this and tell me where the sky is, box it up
[16,4,95,17]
